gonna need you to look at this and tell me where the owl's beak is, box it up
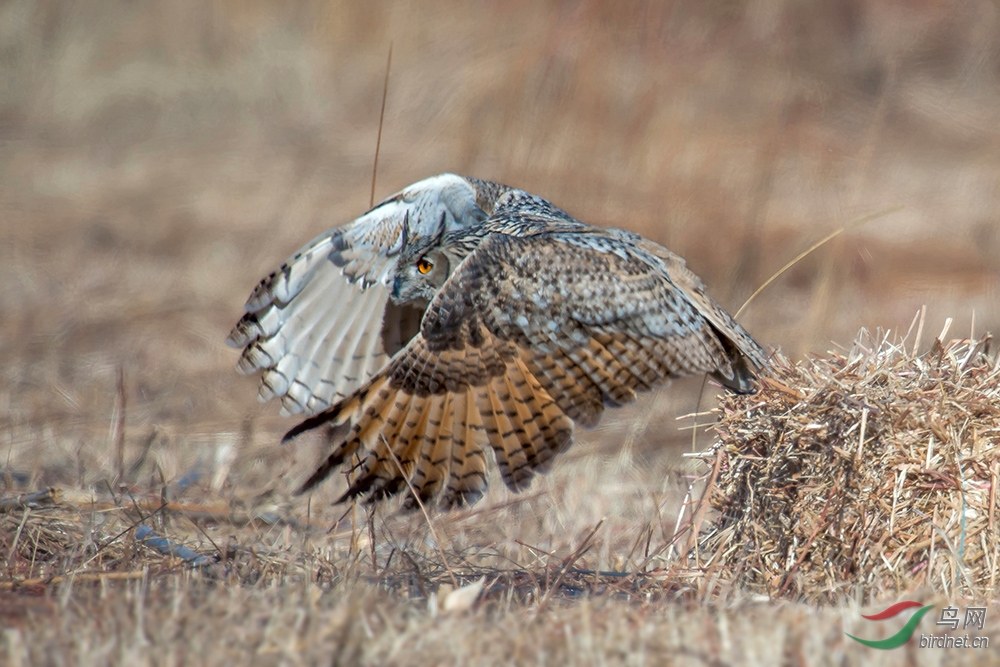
[390,275,404,302]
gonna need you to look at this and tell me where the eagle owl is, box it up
[229,174,768,508]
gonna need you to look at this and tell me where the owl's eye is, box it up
[417,258,434,274]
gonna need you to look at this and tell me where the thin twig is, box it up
[112,366,126,486]
[1,570,147,590]
[681,448,724,560]
[735,205,903,318]
[776,484,837,598]
[5,507,30,568]
[913,304,927,358]
[536,519,605,612]
[369,42,393,209]
[380,434,458,588]
[0,487,60,513]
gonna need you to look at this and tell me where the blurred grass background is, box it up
[3,2,1000,663]
[2,0,999,537]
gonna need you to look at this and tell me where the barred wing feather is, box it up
[227,174,488,416]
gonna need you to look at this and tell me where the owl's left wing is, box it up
[285,228,757,507]
[227,174,489,417]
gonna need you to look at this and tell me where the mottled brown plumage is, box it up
[271,182,770,508]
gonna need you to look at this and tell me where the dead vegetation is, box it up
[691,324,1000,605]
[4,327,1000,665]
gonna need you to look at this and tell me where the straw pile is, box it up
[694,326,1000,603]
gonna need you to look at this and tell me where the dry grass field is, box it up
[3,0,1000,664]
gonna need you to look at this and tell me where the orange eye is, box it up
[417,259,434,274]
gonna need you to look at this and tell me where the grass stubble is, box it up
[4,326,1000,665]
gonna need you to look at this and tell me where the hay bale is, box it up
[696,328,1000,603]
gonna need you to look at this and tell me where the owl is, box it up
[229,175,768,508]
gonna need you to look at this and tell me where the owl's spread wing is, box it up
[630,234,769,390]
[227,174,488,416]
[286,228,762,507]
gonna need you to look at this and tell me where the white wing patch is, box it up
[228,174,489,417]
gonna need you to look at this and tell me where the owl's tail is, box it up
[284,351,574,508]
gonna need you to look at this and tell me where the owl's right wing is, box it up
[285,227,758,506]
[226,174,490,417]
[627,234,770,389]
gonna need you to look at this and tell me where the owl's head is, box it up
[391,224,488,305]
[391,247,455,304]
